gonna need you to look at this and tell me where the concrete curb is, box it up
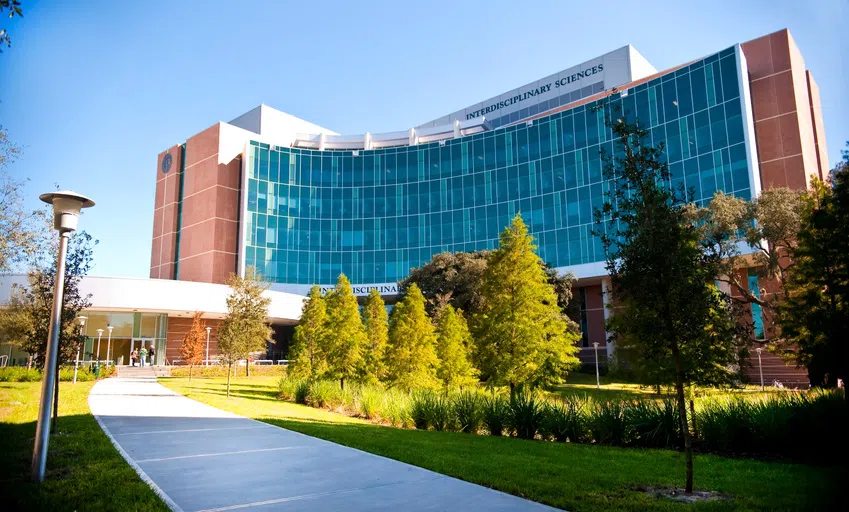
[88,379,184,512]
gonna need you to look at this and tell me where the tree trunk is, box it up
[246,359,250,377]
[189,364,193,382]
[226,363,232,398]
[671,342,694,494]
[509,382,515,395]
[340,377,345,391]
[689,399,698,440]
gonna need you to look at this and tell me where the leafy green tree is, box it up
[288,286,328,380]
[692,187,805,336]
[472,214,580,391]
[595,113,742,493]
[0,1,23,51]
[360,288,388,384]
[435,305,478,389]
[386,283,439,390]
[324,274,365,389]
[14,230,95,432]
[401,250,577,320]
[179,312,206,381]
[777,146,849,392]
[218,266,272,397]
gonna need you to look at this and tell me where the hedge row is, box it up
[277,376,845,462]
[0,365,116,382]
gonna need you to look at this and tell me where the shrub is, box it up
[410,390,437,430]
[306,380,343,409]
[696,397,753,453]
[454,390,483,434]
[625,398,680,449]
[294,380,310,404]
[429,394,456,432]
[169,364,287,378]
[0,367,41,382]
[357,385,383,419]
[541,396,587,443]
[508,387,544,439]
[383,390,411,428]
[482,394,510,436]
[589,400,628,446]
[278,376,305,401]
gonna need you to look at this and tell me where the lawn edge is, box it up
[87,379,183,512]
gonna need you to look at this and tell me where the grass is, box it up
[160,376,840,512]
[0,381,169,511]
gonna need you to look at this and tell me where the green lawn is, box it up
[161,376,840,512]
[0,381,169,511]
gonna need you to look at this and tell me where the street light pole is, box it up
[756,347,764,391]
[592,342,600,389]
[72,316,87,384]
[205,326,212,366]
[95,329,103,369]
[31,191,95,483]
[106,325,113,367]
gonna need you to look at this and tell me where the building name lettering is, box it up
[465,64,604,121]
[318,284,399,295]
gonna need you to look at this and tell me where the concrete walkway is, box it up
[89,376,559,512]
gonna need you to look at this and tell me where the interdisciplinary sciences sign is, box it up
[318,283,400,296]
[465,64,604,121]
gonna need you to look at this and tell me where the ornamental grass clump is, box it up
[410,390,438,430]
[625,398,680,449]
[278,375,306,401]
[429,393,456,432]
[588,400,629,446]
[453,390,483,434]
[383,390,411,428]
[294,379,310,404]
[357,385,384,419]
[541,396,588,443]
[508,387,544,440]
[306,380,343,409]
[482,394,510,436]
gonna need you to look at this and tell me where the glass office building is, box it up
[242,47,753,286]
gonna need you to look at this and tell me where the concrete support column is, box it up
[453,120,461,139]
[408,128,417,146]
[601,277,614,359]
[318,133,326,151]
[364,132,372,150]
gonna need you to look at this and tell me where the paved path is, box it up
[89,376,559,512]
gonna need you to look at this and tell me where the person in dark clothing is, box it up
[149,345,156,366]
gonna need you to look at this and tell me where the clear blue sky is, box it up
[2,0,847,278]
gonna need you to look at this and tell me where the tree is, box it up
[323,274,365,390]
[693,187,805,336]
[401,250,578,321]
[435,305,478,389]
[386,283,439,390]
[217,266,272,397]
[360,288,388,384]
[595,113,743,494]
[288,286,328,380]
[179,312,205,381]
[0,1,23,51]
[472,215,581,391]
[777,146,849,392]
[15,230,95,432]
[1,129,49,273]
[0,284,33,359]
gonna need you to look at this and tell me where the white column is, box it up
[601,277,615,359]
[318,133,326,151]
[408,128,417,146]
[364,132,372,150]
[453,120,461,139]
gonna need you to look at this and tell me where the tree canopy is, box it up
[323,274,366,389]
[288,285,328,380]
[472,214,581,390]
[180,312,206,380]
[435,305,478,389]
[360,288,388,384]
[386,283,439,390]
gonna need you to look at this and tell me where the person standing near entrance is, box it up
[139,346,148,367]
[148,345,156,366]
[131,349,138,367]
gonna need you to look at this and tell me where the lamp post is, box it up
[95,329,103,369]
[205,326,212,366]
[592,342,601,389]
[72,316,87,384]
[106,325,113,367]
[756,347,764,391]
[32,191,94,483]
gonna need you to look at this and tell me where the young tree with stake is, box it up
[179,312,206,381]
